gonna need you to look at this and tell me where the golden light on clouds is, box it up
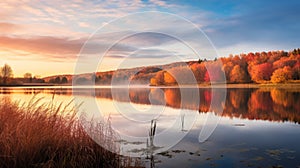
[1,0,299,77]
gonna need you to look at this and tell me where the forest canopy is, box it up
[2,48,300,86]
[150,48,300,85]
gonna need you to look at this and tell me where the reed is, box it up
[0,96,142,168]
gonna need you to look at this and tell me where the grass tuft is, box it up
[0,96,143,168]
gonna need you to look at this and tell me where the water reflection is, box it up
[99,87,300,123]
[0,88,12,94]
[1,87,299,167]
[1,87,300,123]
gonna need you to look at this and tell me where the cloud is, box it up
[0,32,140,62]
[205,1,300,51]
[0,22,22,34]
[129,48,175,59]
[104,48,175,59]
[0,22,87,38]
[149,0,167,7]
[148,0,176,8]
[119,32,179,47]
[0,36,84,61]
[2,0,300,70]
[79,22,91,28]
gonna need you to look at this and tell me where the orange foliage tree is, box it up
[148,48,300,85]
[150,70,165,86]
[163,71,176,85]
[271,66,292,83]
[230,65,247,83]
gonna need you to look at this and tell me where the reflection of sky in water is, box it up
[158,119,300,168]
[86,97,199,156]
[1,87,300,167]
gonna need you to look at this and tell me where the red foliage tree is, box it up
[204,62,225,83]
[249,62,273,83]
[190,63,206,83]
[292,61,300,80]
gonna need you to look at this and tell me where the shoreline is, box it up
[150,82,300,89]
[1,82,300,89]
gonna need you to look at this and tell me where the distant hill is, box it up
[42,48,300,85]
[43,74,73,83]
[42,61,194,85]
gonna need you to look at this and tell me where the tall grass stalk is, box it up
[0,96,142,168]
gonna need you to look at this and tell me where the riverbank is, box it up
[207,82,300,89]
[0,83,55,87]
[149,81,300,89]
[1,81,300,89]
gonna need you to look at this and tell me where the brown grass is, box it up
[0,96,143,168]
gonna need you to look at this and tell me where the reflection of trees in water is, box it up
[246,89,300,123]
[23,88,44,94]
[50,88,69,95]
[21,88,70,95]
[0,88,12,94]
[107,88,300,123]
[270,89,295,107]
[93,87,300,123]
[223,89,250,118]
[164,89,181,108]
[13,87,298,123]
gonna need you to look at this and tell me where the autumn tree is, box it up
[204,71,209,83]
[230,65,247,83]
[292,59,300,80]
[24,73,32,83]
[222,62,234,81]
[273,57,296,69]
[168,66,198,85]
[163,71,176,85]
[144,48,300,85]
[54,76,61,83]
[204,62,225,83]
[249,62,273,83]
[190,63,206,83]
[150,78,159,86]
[150,71,165,86]
[271,69,285,83]
[61,76,68,83]
[1,64,13,84]
[271,66,293,83]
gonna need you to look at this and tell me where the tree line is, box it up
[150,48,300,85]
[0,64,45,85]
[2,48,299,86]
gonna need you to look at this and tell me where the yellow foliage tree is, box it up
[150,78,158,86]
[150,71,165,86]
[163,71,176,85]
[271,66,292,83]
[230,65,247,83]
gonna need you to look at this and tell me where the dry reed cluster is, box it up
[0,96,142,168]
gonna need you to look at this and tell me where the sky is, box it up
[0,0,300,77]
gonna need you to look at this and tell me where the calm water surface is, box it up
[1,86,300,168]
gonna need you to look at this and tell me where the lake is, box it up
[1,86,300,167]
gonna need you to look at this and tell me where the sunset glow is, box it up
[1,0,300,77]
